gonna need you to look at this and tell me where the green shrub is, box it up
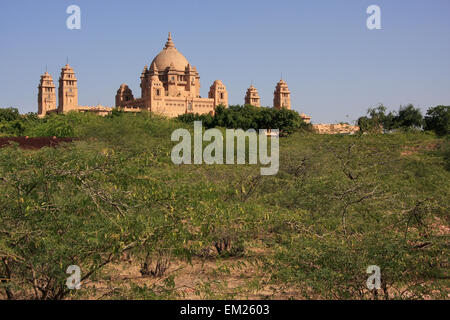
[178,105,311,136]
[424,105,449,136]
[0,111,448,300]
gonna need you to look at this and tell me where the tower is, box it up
[38,72,56,117]
[273,79,291,110]
[58,64,78,113]
[140,65,149,99]
[186,63,200,98]
[244,85,261,107]
[115,84,134,107]
[208,80,228,108]
[147,62,165,113]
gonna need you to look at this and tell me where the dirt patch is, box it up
[83,256,299,300]
[0,137,73,149]
[400,142,440,156]
[81,246,303,300]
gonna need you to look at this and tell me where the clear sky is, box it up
[1,0,449,123]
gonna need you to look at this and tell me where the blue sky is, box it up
[0,0,449,123]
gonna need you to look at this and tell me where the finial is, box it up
[165,32,175,49]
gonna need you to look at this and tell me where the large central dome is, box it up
[151,33,189,71]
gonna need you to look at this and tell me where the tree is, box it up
[0,108,27,136]
[424,105,449,136]
[28,114,75,137]
[358,105,395,133]
[357,116,375,133]
[177,105,310,136]
[394,104,423,129]
[0,107,20,122]
[358,104,424,133]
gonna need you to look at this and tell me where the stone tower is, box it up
[273,79,291,110]
[208,80,228,108]
[244,85,261,107]
[146,61,165,113]
[58,64,78,113]
[38,72,56,117]
[115,84,134,107]
[140,65,149,99]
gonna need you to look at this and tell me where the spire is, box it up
[150,61,158,72]
[141,65,148,79]
[165,32,175,49]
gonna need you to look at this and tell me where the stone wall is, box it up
[312,123,360,135]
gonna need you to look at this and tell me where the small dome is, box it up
[62,64,74,71]
[151,33,189,71]
[41,72,52,79]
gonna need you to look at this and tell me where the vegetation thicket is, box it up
[0,106,448,300]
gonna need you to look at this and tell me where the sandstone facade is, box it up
[244,85,261,107]
[115,33,228,117]
[273,80,291,110]
[312,123,360,135]
[37,72,56,117]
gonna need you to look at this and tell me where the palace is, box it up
[37,32,311,123]
[115,32,228,117]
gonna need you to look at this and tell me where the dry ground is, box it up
[81,247,305,300]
